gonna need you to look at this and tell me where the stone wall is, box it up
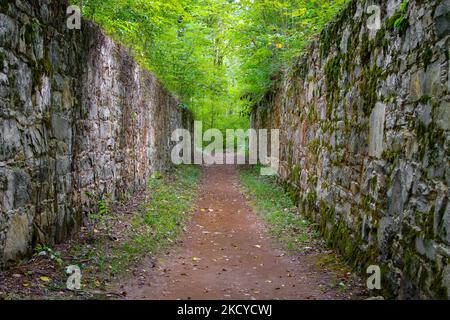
[251,0,450,299]
[0,0,193,266]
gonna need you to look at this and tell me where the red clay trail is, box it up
[118,164,361,300]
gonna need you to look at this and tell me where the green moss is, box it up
[386,1,409,36]
[307,105,317,122]
[291,165,301,184]
[386,11,400,31]
[394,16,409,35]
[308,173,318,188]
[374,27,391,51]
[359,66,382,117]
[420,45,433,70]
[359,32,372,65]
[416,120,445,162]
[342,36,356,76]
[429,261,448,299]
[39,58,53,76]
[320,22,339,59]
[25,24,33,45]
[317,201,382,274]
[375,27,385,46]
[31,69,41,89]
[287,85,294,98]
[306,191,317,208]
[31,58,54,90]
[293,58,308,79]
[0,0,11,9]
[0,51,5,68]
[31,18,41,33]
[370,175,377,192]
[361,195,372,212]
[317,200,334,237]
[382,149,398,166]
[418,94,432,104]
[424,207,435,239]
[324,55,341,117]
[428,124,445,163]
[405,246,450,299]
[308,139,321,159]
[321,121,333,133]
[42,114,51,129]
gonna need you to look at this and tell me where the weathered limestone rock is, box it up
[0,120,21,161]
[3,213,32,263]
[0,13,18,49]
[252,0,450,299]
[435,101,450,131]
[434,0,450,39]
[409,69,425,100]
[369,102,386,158]
[440,201,450,245]
[443,265,450,299]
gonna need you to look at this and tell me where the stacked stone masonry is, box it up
[0,0,193,266]
[251,0,450,299]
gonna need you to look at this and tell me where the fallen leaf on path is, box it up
[192,257,201,262]
[39,276,50,282]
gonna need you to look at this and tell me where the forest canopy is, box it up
[71,0,349,132]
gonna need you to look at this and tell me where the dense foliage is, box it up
[72,0,348,132]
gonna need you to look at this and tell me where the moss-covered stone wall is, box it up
[0,0,193,266]
[251,0,450,299]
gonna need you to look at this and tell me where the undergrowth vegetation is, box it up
[239,165,366,296]
[0,166,200,299]
[239,165,320,253]
[71,166,201,289]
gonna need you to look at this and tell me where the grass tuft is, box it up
[70,165,201,291]
[239,165,320,254]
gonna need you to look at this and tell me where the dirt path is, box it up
[118,164,360,300]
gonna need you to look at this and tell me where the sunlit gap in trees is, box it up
[71,0,349,133]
